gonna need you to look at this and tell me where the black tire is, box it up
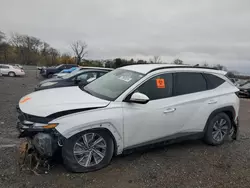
[8,72,16,77]
[204,113,231,146]
[47,73,53,78]
[62,129,114,173]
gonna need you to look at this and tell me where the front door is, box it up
[123,73,183,148]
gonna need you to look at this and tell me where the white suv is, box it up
[17,64,239,172]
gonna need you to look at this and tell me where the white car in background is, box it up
[15,64,23,69]
[17,64,239,172]
[0,64,25,77]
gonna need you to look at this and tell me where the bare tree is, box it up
[71,40,87,65]
[0,31,5,43]
[10,33,42,64]
[150,56,162,63]
[202,62,209,67]
[213,64,227,71]
[173,58,183,65]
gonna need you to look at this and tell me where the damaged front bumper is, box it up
[16,120,64,157]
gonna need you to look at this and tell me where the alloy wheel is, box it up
[73,133,107,167]
[212,118,228,142]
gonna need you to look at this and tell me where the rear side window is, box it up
[136,73,173,100]
[174,72,207,96]
[203,73,225,89]
[1,65,9,69]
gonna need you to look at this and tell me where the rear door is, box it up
[0,65,10,75]
[170,72,213,132]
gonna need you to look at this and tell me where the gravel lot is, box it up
[0,70,250,188]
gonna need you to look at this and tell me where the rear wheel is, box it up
[204,113,231,145]
[8,72,16,77]
[62,130,114,172]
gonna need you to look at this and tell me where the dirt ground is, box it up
[0,70,250,188]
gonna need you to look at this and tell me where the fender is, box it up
[60,122,123,155]
[204,106,236,132]
[53,106,124,155]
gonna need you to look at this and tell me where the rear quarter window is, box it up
[203,73,225,89]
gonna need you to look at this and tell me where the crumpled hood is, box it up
[19,86,110,117]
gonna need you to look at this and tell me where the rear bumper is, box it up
[232,117,239,140]
[17,72,25,76]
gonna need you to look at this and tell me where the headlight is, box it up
[41,82,57,87]
[42,123,58,129]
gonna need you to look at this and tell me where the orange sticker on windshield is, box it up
[156,79,165,88]
[20,97,31,104]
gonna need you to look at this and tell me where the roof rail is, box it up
[148,65,219,73]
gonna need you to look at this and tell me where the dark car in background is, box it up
[239,81,250,97]
[40,64,78,78]
[35,68,113,91]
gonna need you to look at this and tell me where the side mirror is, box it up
[129,92,149,104]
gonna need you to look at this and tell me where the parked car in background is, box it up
[40,64,77,78]
[17,64,239,172]
[238,81,250,97]
[52,67,113,78]
[15,64,23,69]
[35,68,112,91]
[0,64,25,77]
[52,67,79,78]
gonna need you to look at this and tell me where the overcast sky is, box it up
[1,0,250,73]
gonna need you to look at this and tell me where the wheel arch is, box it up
[8,71,16,76]
[58,123,123,155]
[204,106,236,132]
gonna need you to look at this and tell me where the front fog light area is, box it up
[32,133,58,157]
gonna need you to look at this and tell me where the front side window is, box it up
[174,72,207,96]
[136,73,173,100]
[83,69,144,101]
[77,72,97,81]
[98,72,107,77]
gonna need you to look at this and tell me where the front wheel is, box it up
[62,130,114,173]
[204,113,231,146]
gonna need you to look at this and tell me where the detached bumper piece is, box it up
[32,133,58,157]
[229,117,239,140]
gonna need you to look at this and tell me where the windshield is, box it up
[83,69,144,101]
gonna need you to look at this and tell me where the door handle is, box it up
[208,100,217,104]
[163,108,176,113]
